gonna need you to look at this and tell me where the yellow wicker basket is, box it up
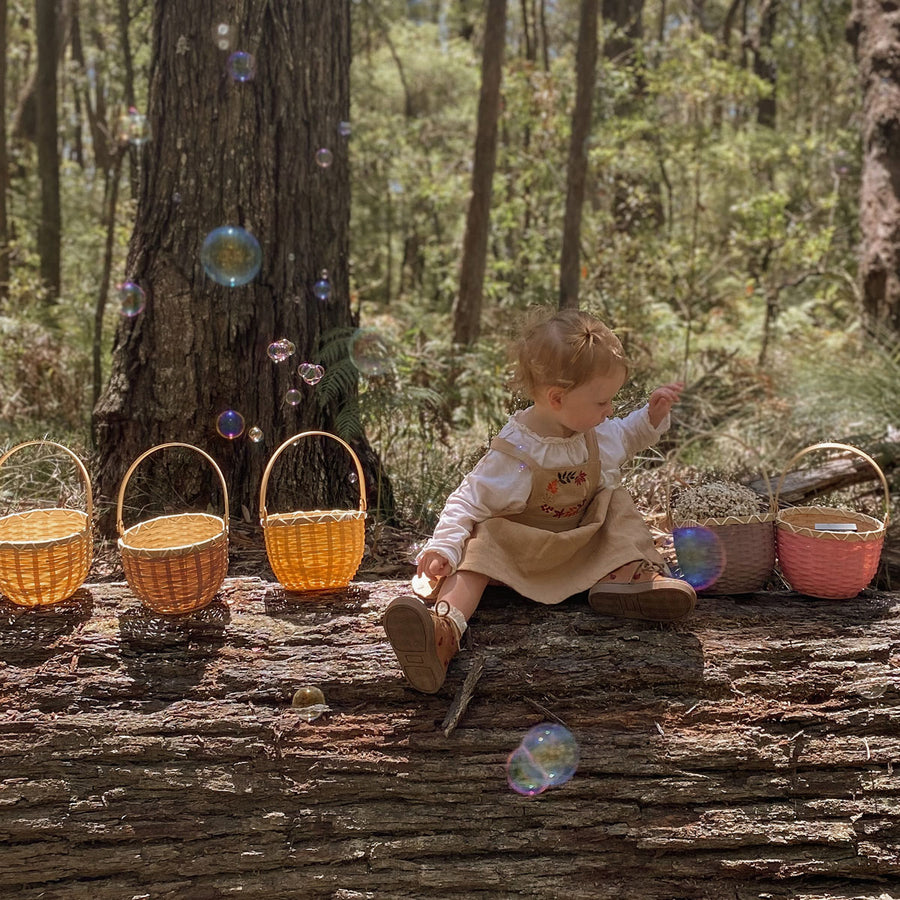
[0,440,93,607]
[117,442,229,615]
[260,430,367,592]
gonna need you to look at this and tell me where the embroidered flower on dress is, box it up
[546,479,559,494]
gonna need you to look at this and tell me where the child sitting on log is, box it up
[383,308,695,693]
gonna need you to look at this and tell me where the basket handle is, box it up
[259,430,368,523]
[774,441,891,525]
[0,440,93,522]
[115,442,230,537]
[663,430,776,527]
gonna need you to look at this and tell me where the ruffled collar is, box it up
[508,408,589,445]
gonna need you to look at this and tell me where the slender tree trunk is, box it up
[753,0,779,128]
[559,0,598,310]
[453,0,507,346]
[0,0,9,306]
[847,0,900,335]
[93,0,389,532]
[35,0,61,301]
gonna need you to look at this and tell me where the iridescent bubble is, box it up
[216,409,245,440]
[213,22,235,51]
[227,50,256,82]
[338,120,352,137]
[348,472,358,485]
[173,191,182,205]
[672,525,726,591]
[389,179,404,194]
[201,225,262,287]
[117,108,151,145]
[285,388,302,406]
[298,362,325,385]
[248,426,264,443]
[349,328,393,376]
[315,147,334,168]
[506,744,551,797]
[291,685,327,722]
[267,338,296,363]
[117,281,146,317]
[313,270,332,302]
[521,723,579,787]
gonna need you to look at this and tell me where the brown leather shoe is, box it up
[383,595,461,693]
[589,560,696,621]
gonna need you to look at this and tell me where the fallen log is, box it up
[2,578,900,899]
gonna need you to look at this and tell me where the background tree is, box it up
[93,0,384,529]
[0,0,8,307]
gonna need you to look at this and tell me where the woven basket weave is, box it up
[117,443,229,615]
[775,442,889,600]
[260,431,367,592]
[667,435,776,595]
[0,441,93,607]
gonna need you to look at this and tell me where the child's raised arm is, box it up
[647,381,685,429]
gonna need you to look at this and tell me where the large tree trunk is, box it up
[93,1,387,532]
[452,0,507,346]
[847,0,900,336]
[753,0,779,128]
[559,0,598,310]
[2,578,900,897]
[35,0,61,300]
[0,0,9,306]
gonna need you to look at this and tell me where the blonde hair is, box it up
[509,308,629,399]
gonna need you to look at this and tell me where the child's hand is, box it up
[648,381,685,428]
[417,550,453,579]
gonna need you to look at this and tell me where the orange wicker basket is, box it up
[0,440,93,607]
[260,430,367,592]
[775,442,889,600]
[117,442,229,615]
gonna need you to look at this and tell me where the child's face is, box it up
[551,364,627,435]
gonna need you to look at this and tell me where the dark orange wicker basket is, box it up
[117,443,229,614]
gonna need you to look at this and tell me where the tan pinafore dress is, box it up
[456,429,666,605]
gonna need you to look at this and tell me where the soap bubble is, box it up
[285,388,302,406]
[227,50,256,82]
[213,22,235,51]
[117,108,151,145]
[349,328,393,376]
[201,225,262,287]
[267,339,295,363]
[507,723,579,796]
[248,426,264,443]
[216,409,245,440]
[338,120,352,137]
[117,281,146,317]
[298,362,325,385]
[315,147,333,168]
[672,525,726,591]
[348,472,358,485]
[291,685,327,722]
[313,270,332,302]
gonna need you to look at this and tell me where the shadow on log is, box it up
[2,578,900,899]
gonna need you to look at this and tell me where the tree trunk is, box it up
[453,0,507,346]
[753,0,779,128]
[559,0,598,311]
[847,0,900,335]
[2,578,900,897]
[0,0,9,306]
[35,0,61,300]
[93,0,386,532]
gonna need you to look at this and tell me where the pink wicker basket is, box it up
[775,442,889,599]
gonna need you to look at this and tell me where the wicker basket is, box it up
[117,443,229,615]
[0,440,93,607]
[260,430,367,592]
[667,434,776,595]
[775,442,889,600]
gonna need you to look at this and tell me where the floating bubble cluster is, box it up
[213,22,235,51]
[216,409,245,440]
[506,723,579,797]
[313,270,332,302]
[285,388,302,407]
[201,225,262,287]
[248,426,264,443]
[672,525,726,591]
[227,50,256,82]
[267,339,295,363]
[291,685,327,722]
[338,121,352,137]
[117,108,151,146]
[117,281,146,317]
[349,328,393,376]
[315,148,334,169]
[298,362,324,385]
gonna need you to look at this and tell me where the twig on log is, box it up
[523,697,568,726]
[442,654,485,737]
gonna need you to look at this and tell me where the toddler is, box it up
[383,308,695,693]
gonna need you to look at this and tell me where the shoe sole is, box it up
[588,582,696,621]
[383,595,445,693]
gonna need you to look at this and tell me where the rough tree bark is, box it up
[2,578,899,898]
[92,0,388,531]
[847,0,900,336]
[0,0,9,306]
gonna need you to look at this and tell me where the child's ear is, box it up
[547,386,565,410]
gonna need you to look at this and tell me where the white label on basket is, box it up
[814,523,858,532]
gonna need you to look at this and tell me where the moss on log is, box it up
[2,578,900,899]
